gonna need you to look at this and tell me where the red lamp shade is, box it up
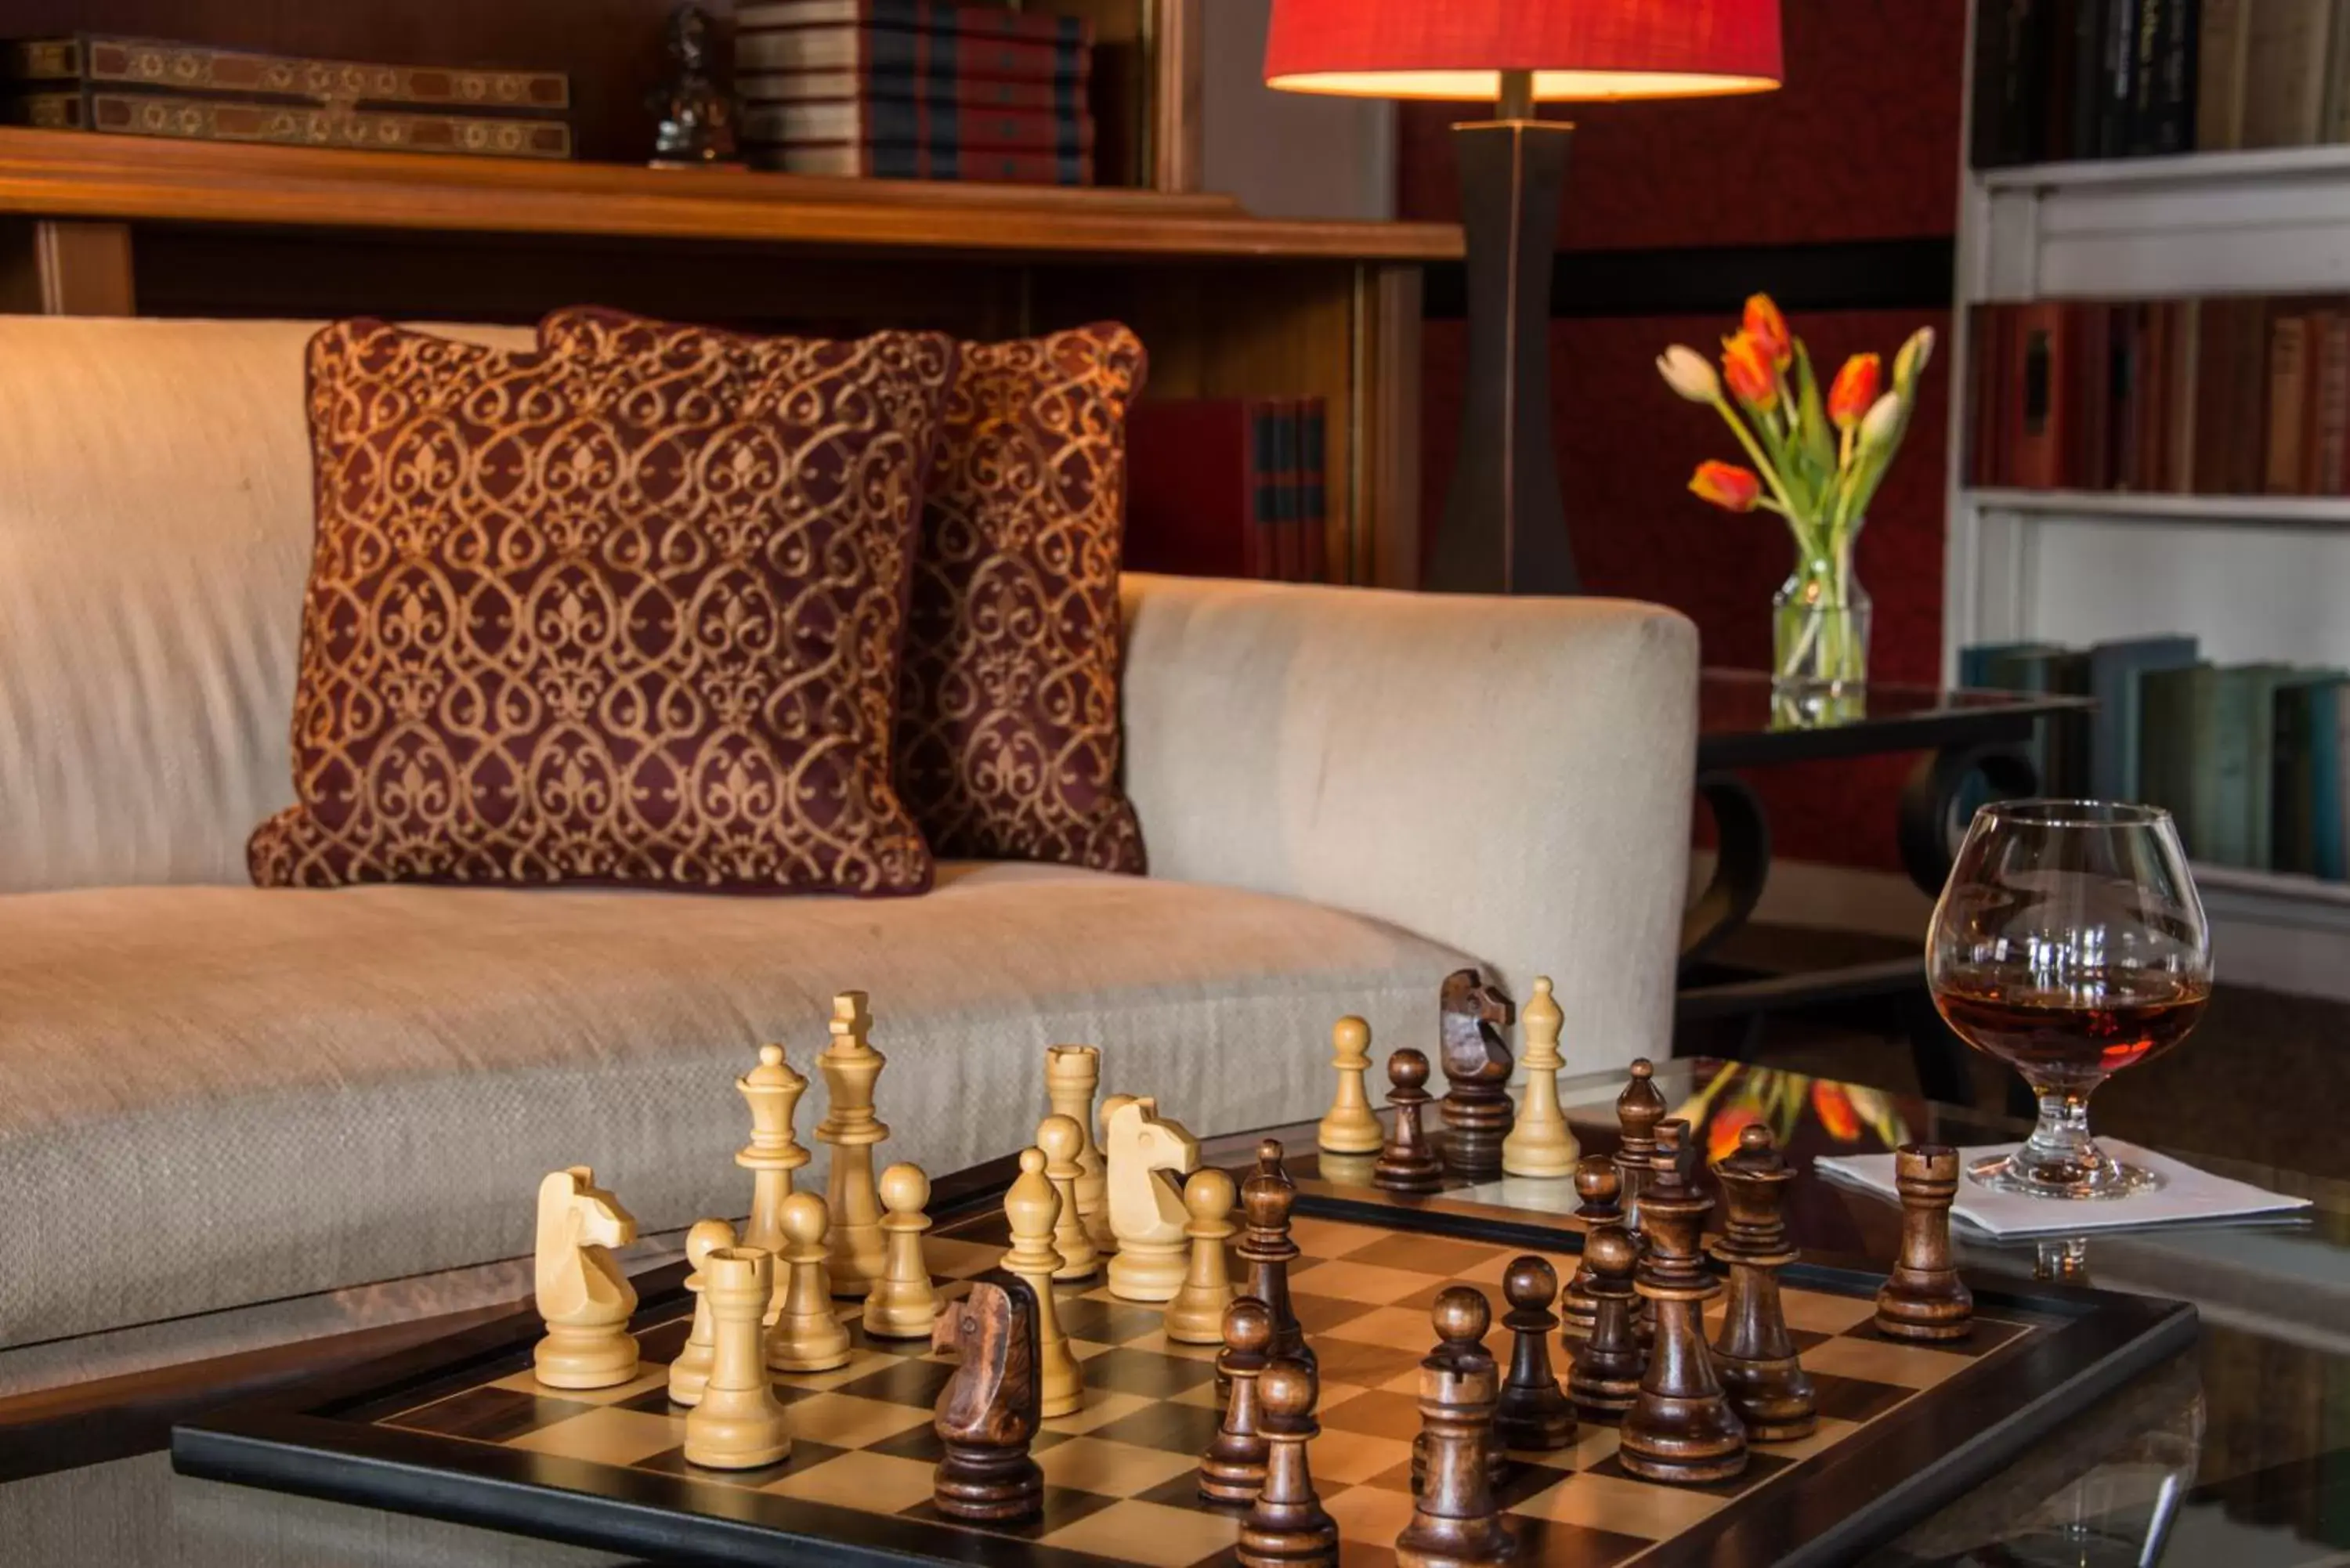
[1264,0,1783,102]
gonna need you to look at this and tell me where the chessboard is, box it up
[174,1184,2193,1568]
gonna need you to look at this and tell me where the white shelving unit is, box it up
[1945,17,2350,972]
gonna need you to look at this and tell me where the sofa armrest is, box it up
[1119,573,1698,1068]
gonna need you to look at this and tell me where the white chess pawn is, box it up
[765,1191,852,1373]
[862,1162,941,1340]
[1162,1168,1238,1344]
[1038,1114,1101,1281]
[1318,1016,1385,1155]
[532,1166,641,1390]
[1502,977,1579,1179]
[667,1218,739,1406]
[684,1247,792,1469]
[1002,1147,1084,1418]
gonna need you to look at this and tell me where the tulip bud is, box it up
[1689,460,1762,512]
[1828,353,1882,431]
[1894,326,1936,395]
[1742,294,1793,369]
[1656,345,1721,403]
[1719,332,1779,413]
[1859,390,1903,449]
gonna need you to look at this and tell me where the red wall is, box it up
[1401,0,1969,873]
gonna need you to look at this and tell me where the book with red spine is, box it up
[1125,399,1289,582]
[736,26,1089,85]
[741,99,1093,153]
[750,141,1090,182]
[2005,302,2070,490]
[738,70,1089,109]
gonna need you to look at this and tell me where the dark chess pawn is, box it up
[1237,1359,1339,1567]
[1373,1049,1444,1194]
[1614,1057,1667,1226]
[1395,1287,1515,1568]
[1238,1142,1312,1371]
[1567,1228,1643,1417]
[1875,1144,1975,1342]
[646,4,741,166]
[931,1276,1044,1523]
[1618,1120,1747,1486]
[1435,968,1516,1180]
[1201,1296,1274,1504]
[1709,1125,1817,1443]
[1494,1256,1575,1451]
[1560,1155,1623,1339]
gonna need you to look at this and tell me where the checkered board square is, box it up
[290,1204,2069,1568]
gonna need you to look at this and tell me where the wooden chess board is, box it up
[173,1186,2193,1568]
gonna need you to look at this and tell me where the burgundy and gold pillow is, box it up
[892,325,1149,873]
[248,313,956,895]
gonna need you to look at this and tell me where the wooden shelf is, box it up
[1973,143,2350,193]
[1963,489,2350,527]
[0,128,1462,262]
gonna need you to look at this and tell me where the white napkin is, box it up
[1814,1140,2312,1237]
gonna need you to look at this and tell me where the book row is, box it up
[1963,638,2350,877]
[1969,0,2350,168]
[1968,296,2350,497]
[1125,397,1331,586]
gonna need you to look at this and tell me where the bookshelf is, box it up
[1947,5,2350,973]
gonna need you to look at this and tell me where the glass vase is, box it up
[1772,537,1871,725]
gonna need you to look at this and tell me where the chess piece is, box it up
[667,1218,737,1406]
[1394,1287,1514,1567]
[765,1191,853,1373]
[1614,1058,1666,1227]
[1618,1120,1747,1485]
[1435,968,1517,1180]
[818,992,890,1299]
[863,1162,940,1340]
[1199,1295,1274,1503]
[1318,1151,1378,1187]
[1238,1140,1313,1372]
[736,1044,809,1314]
[1560,1156,1622,1339]
[1710,1125,1817,1442]
[1875,1143,1975,1342]
[1045,1045,1115,1251]
[1500,977,1578,1180]
[1037,1114,1101,1281]
[647,4,741,166]
[1316,1016,1385,1155]
[1372,1048,1444,1194]
[1104,1096,1198,1302]
[532,1166,641,1389]
[1566,1228,1643,1416]
[684,1247,792,1469]
[1238,1359,1339,1567]
[1163,1168,1239,1344]
[932,1275,1046,1523]
[1003,1147,1086,1417]
[1494,1256,1575,1451]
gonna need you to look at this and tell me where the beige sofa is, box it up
[0,316,1698,1349]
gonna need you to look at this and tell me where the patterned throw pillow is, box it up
[892,325,1150,873]
[248,313,956,895]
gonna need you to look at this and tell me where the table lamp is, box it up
[1264,2,1782,594]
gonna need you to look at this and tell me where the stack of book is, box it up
[1964,637,2350,877]
[1123,397,1329,583]
[736,0,1094,185]
[1970,0,2350,167]
[1969,294,2350,496]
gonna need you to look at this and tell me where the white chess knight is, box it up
[532,1166,642,1389]
[1102,1095,1199,1302]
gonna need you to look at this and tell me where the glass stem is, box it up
[2020,1082,2102,1178]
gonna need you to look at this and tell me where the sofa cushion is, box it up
[0,865,1476,1347]
[248,313,955,896]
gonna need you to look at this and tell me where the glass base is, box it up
[1969,1147,2165,1200]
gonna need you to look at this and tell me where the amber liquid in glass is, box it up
[1933,969,2211,1088]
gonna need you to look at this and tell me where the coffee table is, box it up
[2,1059,2341,1566]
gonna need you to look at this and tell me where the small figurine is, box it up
[649,4,740,168]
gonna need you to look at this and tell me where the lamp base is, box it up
[1426,117,1574,597]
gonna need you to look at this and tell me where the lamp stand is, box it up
[1426,74,1575,595]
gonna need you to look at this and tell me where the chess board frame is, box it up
[171,1160,2196,1568]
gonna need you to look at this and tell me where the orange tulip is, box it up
[1708,1104,1764,1165]
[1828,353,1882,430]
[1689,461,1761,512]
[1720,331,1778,412]
[1742,294,1792,369]
[1811,1080,1861,1141]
